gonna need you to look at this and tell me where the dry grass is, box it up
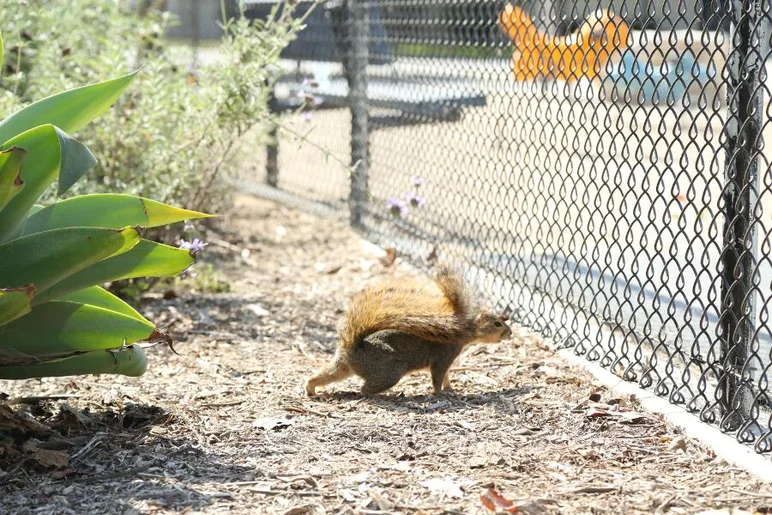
[0,194,770,515]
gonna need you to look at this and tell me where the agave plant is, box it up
[0,30,210,379]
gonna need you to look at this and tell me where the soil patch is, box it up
[1,195,770,514]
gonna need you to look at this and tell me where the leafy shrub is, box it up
[0,31,211,379]
[0,0,300,213]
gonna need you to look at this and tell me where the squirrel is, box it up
[305,264,512,396]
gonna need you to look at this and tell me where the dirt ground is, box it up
[1,194,772,515]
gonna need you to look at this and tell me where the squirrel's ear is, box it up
[499,314,509,322]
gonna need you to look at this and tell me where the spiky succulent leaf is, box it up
[0,226,140,294]
[20,194,212,235]
[0,345,148,379]
[0,125,96,241]
[34,239,194,304]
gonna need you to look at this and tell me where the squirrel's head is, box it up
[473,312,512,343]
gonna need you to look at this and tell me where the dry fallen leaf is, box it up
[420,477,465,499]
[380,248,397,267]
[668,436,687,451]
[456,420,474,430]
[21,438,41,453]
[480,488,518,513]
[50,468,77,480]
[469,454,488,469]
[338,488,360,502]
[253,417,294,431]
[585,407,612,418]
[32,449,69,469]
[244,303,270,317]
[282,505,316,515]
[617,411,650,424]
[368,489,393,511]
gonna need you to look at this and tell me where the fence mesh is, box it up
[243,0,772,451]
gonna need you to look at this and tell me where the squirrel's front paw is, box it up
[434,386,456,396]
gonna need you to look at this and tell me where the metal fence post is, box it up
[266,92,280,188]
[347,0,370,227]
[718,0,765,431]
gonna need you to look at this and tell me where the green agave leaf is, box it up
[0,300,155,358]
[0,285,35,326]
[35,239,193,304]
[0,345,148,379]
[0,125,96,242]
[21,193,213,235]
[58,285,150,324]
[0,30,4,74]
[0,71,137,149]
[0,146,26,210]
[0,226,140,294]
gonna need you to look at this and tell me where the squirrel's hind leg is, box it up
[360,368,405,396]
[441,371,454,393]
[306,357,352,395]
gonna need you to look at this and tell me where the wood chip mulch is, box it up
[1,194,771,515]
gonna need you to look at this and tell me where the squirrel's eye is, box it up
[494,321,503,327]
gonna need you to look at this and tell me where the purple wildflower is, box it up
[302,111,313,122]
[313,96,324,106]
[406,191,426,208]
[410,175,424,188]
[179,238,207,253]
[386,197,408,218]
[180,265,197,279]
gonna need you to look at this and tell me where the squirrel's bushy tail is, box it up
[433,263,474,320]
[339,264,479,349]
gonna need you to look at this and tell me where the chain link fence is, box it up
[242,0,772,452]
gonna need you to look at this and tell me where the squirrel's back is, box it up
[339,264,479,349]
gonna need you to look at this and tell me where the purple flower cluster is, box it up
[386,176,427,218]
[298,77,323,122]
[178,238,207,253]
[406,191,426,208]
[178,238,207,279]
[386,197,409,218]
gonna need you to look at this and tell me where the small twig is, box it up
[202,400,244,408]
[5,394,81,405]
[488,356,520,364]
[569,486,619,494]
[219,480,272,486]
[284,405,330,418]
[244,487,321,497]
[449,366,486,373]
[275,475,318,488]
[70,433,105,462]
[728,488,772,498]
[655,494,676,514]
[275,121,353,170]
[90,463,157,482]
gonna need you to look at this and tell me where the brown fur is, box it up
[339,264,478,348]
[306,265,512,396]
